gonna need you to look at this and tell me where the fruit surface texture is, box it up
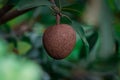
[43,24,76,59]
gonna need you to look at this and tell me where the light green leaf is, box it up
[0,55,43,80]
[98,0,115,59]
[0,38,8,56]
[17,41,32,55]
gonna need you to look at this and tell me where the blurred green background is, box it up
[0,0,120,80]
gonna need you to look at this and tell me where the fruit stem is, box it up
[49,0,61,25]
[56,14,60,25]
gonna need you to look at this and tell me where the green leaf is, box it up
[0,38,8,56]
[60,15,72,24]
[0,55,43,80]
[7,0,20,5]
[7,12,31,27]
[55,0,76,8]
[62,3,85,16]
[0,0,8,6]
[71,21,89,58]
[107,0,116,11]
[17,0,51,10]
[98,0,115,59]
[114,0,120,11]
[87,37,100,63]
[66,40,83,61]
[18,62,43,80]
[17,41,32,55]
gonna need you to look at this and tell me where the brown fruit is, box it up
[43,24,76,59]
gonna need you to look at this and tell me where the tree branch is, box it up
[0,8,34,25]
[0,4,14,18]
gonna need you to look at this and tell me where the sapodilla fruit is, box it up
[43,24,76,59]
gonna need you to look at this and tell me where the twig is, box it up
[0,0,15,18]
[0,8,34,25]
[0,4,14,18]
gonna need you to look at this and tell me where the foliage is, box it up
[0,0,120,80]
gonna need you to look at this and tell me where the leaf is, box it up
[17,0,51,10]
[87,36,100,63]
[107,0,116,11]
[17,41,32,55]
[71,21,89,58]
[18,62,43,80]
[98,0,115,59]
[60,15,72,24]
[66,40,83,61]
[62,8,81,14]
[57,0,86,8]
[7,12,30,27]
[114,37,120,58]
[55,0,76,8]
[0,0,7,5]
[62,3,85,16]
[7,0,20,5]
[0,55,43,80]
[27,48,40,59]
[0,38,8,56]
[87,31,98,50]
[114,0,120,11]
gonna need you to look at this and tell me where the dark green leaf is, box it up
[87,37,100,63]
[17,0,51,10]
[0,0,8,5]
[62,3,85,16]
[87,31,98,51]
[8,0,20,5]
[71,21,89,58]
[55,0,76,8]
[60,15,72,24]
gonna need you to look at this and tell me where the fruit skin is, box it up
[43,24,76,59]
